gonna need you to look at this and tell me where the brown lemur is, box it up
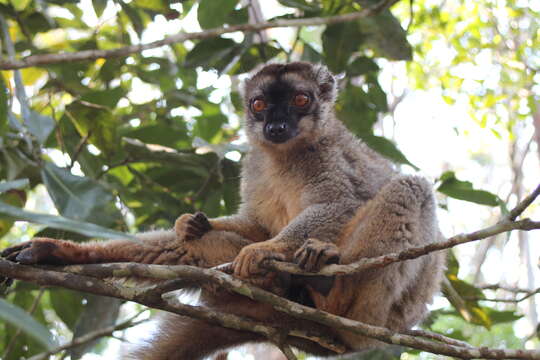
[1,62,445,359]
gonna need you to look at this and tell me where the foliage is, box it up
[0,0,535,359]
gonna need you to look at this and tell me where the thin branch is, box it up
[262,183,540,276]
[404,329,473,349]
[68,131,91,170]
[508,183,540,221]
[467,288,540,303]
[28,312,149,360]
[262,218,540,276]
[480,284,533,293]
[0,0,400,70]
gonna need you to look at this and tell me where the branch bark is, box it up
[0,0,400,70]
[3,259,540,359]
[0,258,346,355]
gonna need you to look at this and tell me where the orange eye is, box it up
[293,93,310,107]
[251,99,267,112]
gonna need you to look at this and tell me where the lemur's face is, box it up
[243,62,336,148]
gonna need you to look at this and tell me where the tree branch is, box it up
[262,183,540,276]
[0,0,400,70]
[4,259,540,359]
[263,217,540,276]
[0,258,346,355]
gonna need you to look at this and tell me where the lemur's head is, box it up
[243,62,337,149]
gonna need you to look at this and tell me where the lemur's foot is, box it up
[1,238,75,265]
[294,238,340,272]
[175,212,212,242]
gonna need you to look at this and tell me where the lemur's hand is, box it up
[175,212,212,242]
[232,240,286,278]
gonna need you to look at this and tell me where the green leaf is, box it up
[92,0,107,17]
[11,0,32,11]
[347,56,380,76]
[41,162,123,227]
[133,0,167,11]
[437,171,500,206]
[301,42,323,63]
[360,135,418,169]
[0,298,56,349]
[193,114,227,142]
[278,0,320,12]
[337,84,377,134]
[222,158,240,215]
[80,87,125,109]
[322,22,363,73]
[0,186,26,237]
[120,2,145,37]
[230,43,282,74]
[356,10,412,60]
[26,110,55,145]
[0,178,29,193]
[65,101,119,156]
[201,188,222,217]
[0,200,133,239]
[184,38,240,71]
[120,123,190,148]
[443,278,492,328]
[0,73,7,136]
[50,289,85,330]
[197,0,238,29]
[227,7,249,26]
[484,308,522,325]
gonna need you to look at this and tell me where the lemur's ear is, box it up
[312,64,337,102]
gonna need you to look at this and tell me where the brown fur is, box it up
[2,62,445,359]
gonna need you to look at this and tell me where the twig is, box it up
[68,131,91,170]
[28,311,149,360]
[480,284,532,293]
[404,329,473,349]
[507,183,540,221]
[0,0,400,70]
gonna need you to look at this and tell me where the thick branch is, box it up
[0,0,399,70]
[0,259,345,355]
[9,260,540,359]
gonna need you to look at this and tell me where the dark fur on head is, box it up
[243,62,338,150]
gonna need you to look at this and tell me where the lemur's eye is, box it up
[293,93,310,107]
[251,99,267,112]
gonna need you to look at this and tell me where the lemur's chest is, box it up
[251,171,305,236]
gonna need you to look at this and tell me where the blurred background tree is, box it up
[0,0,538,359]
